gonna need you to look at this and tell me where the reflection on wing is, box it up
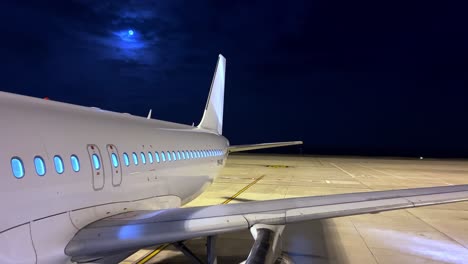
[66,184,468,258]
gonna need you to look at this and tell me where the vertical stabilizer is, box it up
[198,54,226,135]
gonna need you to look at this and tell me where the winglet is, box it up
[147,109,152,119]
[198,54,226,135]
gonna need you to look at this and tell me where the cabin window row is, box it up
[120,149,224,167]
[11,155,80,179]
[11,149,224,178]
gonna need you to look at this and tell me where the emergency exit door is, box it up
[106,144,122,186]
[87,144,105,190]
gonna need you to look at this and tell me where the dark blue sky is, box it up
[1,1,467,157]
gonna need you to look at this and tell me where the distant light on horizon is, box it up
[128,29,134,36]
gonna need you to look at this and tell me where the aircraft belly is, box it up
[0,224,36,264]
[30,213,77,264]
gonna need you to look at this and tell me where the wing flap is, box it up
[228,141,303,153]
[65,184,468,258]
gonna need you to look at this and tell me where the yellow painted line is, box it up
[136,175,265,263]
[222,174,265,204]
[266,165,290,168]
[136,244,169,264]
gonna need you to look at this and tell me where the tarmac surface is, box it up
[123,154,468,264]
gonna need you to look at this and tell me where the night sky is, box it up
[1,1,467,158]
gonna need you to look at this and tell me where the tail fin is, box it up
[198,54,226,135]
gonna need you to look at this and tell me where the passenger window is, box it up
[161,151,166,162]
[11,157,25,179]
[167,151,172,161]
[177,151,181,160]
[132,152,139,165]
[148,152,153,164]
[34,156,46,176]
[123,153,130,167]
[92,154,101,170]
[71,155,80,172]
[54,155,64,174]
[111,153,119,168]
[172,151,177,161]
[155,152,160,163]
[181,151,186,160]
[141,152,146,164]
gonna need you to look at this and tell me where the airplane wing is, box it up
[65,184,468,259]
[228,141,303,153]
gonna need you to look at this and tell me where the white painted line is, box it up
[330,163,371,189]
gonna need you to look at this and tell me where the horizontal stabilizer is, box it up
[228,141,303,153]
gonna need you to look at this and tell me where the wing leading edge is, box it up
[65,184,468,258]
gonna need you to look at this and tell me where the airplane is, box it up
[0,54,467,264]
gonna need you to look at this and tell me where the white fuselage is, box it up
[0,92,229,263]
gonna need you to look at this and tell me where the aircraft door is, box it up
[87,144,105,190]
[106,144,122,186]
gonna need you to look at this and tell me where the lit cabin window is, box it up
[181,151,186,160]
[185,151,190,159]
[190,151,194,159]
[161,151,166,162]
[11,157,24,179]
[197,150,200,158]
[111,153,119,168]
[132,152,138,165]
[141,152,146,164]
[34,156,46,176]
[71,155,80,172]
[54,155,64,174]
[209,150,213,156]
[177,151,181,160]
[148,152,153,164]
[172,151,177,161]
[92,154,101,170]
[166,151,171,161]
[123,153,130,167]
[155,152,160,163]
